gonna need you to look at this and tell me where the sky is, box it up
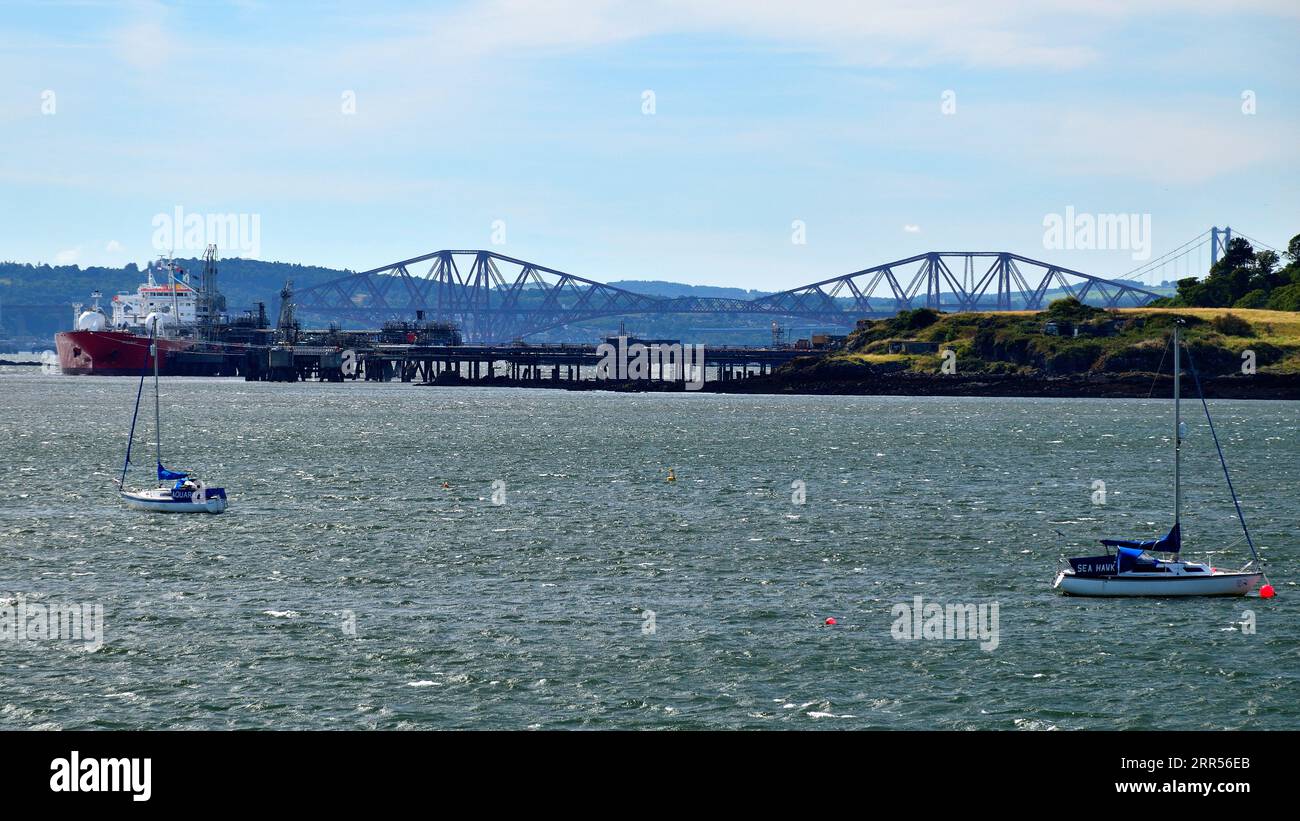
[1,0,1298,291]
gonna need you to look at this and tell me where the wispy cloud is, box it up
[0,0,1295,277]
[394,0,1299,70]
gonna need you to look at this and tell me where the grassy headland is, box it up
[711,300,1300,399]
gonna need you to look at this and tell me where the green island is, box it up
[711,302,1300,399]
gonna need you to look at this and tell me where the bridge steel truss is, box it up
[295,249,1163,343]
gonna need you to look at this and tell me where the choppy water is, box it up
[1,368,1297,729]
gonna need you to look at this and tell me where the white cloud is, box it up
[110,19,178,70]
[55,247,80,264]
[1046,108,1281,184]
[412,0,1299,70]
[945,100,1292,185]
[903,224,921,233]
[302,0,1084,79]
[106,239,124,253]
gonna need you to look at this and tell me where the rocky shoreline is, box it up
[417,369,1300,399]
[701,369,1300,400]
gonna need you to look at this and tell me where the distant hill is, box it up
[605,280,771,300]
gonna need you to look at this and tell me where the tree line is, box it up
[1154,233,1300,311]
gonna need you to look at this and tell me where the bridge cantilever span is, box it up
[294,249,1162,343]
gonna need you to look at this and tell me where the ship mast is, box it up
[201,244,219,340]
[167,259,181,328]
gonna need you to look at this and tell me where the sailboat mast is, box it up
[152,317,162,472]
[1173,321,1181,528]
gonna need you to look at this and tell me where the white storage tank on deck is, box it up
[76,310,107,331]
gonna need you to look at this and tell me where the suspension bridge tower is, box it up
[1210,226,1233,265]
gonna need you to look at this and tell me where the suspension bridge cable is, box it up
[1119,230,1211,281]
[1232,231,1283,255]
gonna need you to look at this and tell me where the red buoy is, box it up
[1260,584,1276,599]
[825,617,837,626]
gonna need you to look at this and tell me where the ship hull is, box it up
[55,330,232,376]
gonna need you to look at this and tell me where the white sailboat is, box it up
[117,315,228,514]
[1053,320,1269,597]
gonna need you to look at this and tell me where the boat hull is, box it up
[55,330,235,376]
[1053,570,1262,597]
[121,489,228,514]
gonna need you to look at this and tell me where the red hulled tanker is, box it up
[54,250,267,376]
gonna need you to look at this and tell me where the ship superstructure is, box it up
[55,246,270,375]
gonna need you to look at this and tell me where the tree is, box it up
[1209,237,1255,276]
[1176,275,1230,307]
[1171,237,1258,307]
[1234,289,1270,309]
[1255,249,1279,275]
[1267,283,1300,313]
[1044,297,1104,321]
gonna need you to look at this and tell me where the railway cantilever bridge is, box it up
[295,249,1164,343]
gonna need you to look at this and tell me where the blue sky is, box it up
[1,0,1297,291]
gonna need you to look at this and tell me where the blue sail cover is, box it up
[1116,546,1160,573]
[157,463,189,482]
[1100,523,1181,553]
